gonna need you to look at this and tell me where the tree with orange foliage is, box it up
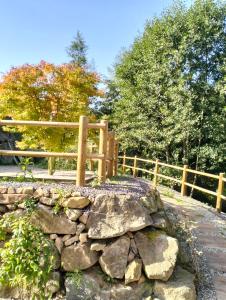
[0,61,102,172]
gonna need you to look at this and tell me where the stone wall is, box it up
[0,183,197,300]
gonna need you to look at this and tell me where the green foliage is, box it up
[52,188,67,215]
[23,197,38,213]
[109,0,226,179]
[67,31,88,67]
[96,269,117,285]
[16,157,35,182]
[90,177,101,188]
[66,269,83,288]
[0,214,54,299]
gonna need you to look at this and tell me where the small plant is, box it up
[52,188,67,215]
[90,177,101,188]
[67,269,83,288]
[0,214,55,299]
[52,202,61,215]
[175,198,183,203]
[97,269,117,285]
[0,176,9,182]
[23,197,37,213]
[162,189,174,198]
[16,157,35,182]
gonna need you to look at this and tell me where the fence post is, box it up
[76,116,88,187]
[133,155,137,177]
[89,144,94,172]
[181,165,188,196]
[153,159,159,187]
[113,139,119,176]
[122,153,126,175]
[107,132,115,178]
[216,173,224,213]
[98,120,108,182]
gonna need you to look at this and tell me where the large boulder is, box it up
[134,231,178,281]
[61,243,98,271]
[87,194,153,239]
[65,267,153,300]
[31,204,77,234]
[99,235,130,279]
[154,266,196,300]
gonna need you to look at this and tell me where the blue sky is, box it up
[0,0,193,79]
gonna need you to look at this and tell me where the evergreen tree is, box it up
[67,31,88,67]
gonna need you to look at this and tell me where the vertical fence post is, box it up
[181,165,188,196]
[89,144,94,172]
[107,132,115,178]
[113,139,119,176]
[133,155,137,177]
[76,116,88,187]
[98,120,108,183]
[122,153,126,175]
[153,159,159,187]
[216,173,224,213]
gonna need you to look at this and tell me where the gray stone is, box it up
[125,259,142,284]
[65,267,153,300]
[40,196,55,206]
[0,193,27,204]
[62,234,72,242]
[134,231,178,281]
[99,235,130,279]
[154,266,196,300]
[50,233,58,240]
[61,243,98,271]
[87,194,153,239]
[65,235,78,246]
[79,233,88,244]
[79,211,89,224]
[65,209,82,221]
[90,241,106,251]
[31,204,77,234]
[46,272,61,296]
[76,223,85,235]
[55,237,64,254]
[152,211,168,229]
[62,196,90,209]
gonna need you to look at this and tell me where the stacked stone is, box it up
[0,185,196,300]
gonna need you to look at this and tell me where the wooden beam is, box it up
[133,155,137,177]
[216,173,225,213]
[153,159,159,187]
[107,132,114,178]
[113,140,119,176]
[181,165,188,196]
[0,120,106,129]
[98,120,108,182]
[76,116,88,186]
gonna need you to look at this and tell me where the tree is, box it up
[110,0,226,179]
[0,61,102,154]
[66,31,88,67]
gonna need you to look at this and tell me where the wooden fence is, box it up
[118,154,226,213]
[0,116,118,187]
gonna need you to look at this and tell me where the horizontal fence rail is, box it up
[0,117,119,186]
[119,154,225,213]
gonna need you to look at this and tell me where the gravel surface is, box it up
[0,176,151,201]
